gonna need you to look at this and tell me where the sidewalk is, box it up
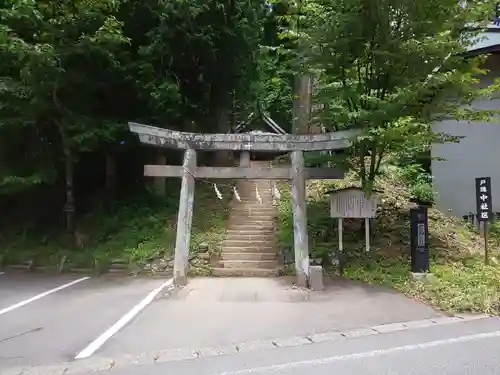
[97,276,441,358]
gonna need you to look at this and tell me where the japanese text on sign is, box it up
[475,177,492,221]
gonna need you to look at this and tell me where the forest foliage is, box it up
[0,0,498,239]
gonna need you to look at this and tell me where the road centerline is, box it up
[74,278,174,360]
[0,276,90,316]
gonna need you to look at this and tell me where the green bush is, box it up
[397,163,427,184]
[0,184,231,268]
[409,181,435,205]
[489,220,500,242]
[395,163,435,205]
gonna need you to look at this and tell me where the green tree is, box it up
[0,0,128,232]
[0,0,271,235]
[257,0,297,130]
[303,0,498,192]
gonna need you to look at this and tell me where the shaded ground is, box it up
[98,276,441,357]
[0,183,232,271]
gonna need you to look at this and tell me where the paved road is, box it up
[85,317,500,375]
[99,277,440,357]
[0,272,475,375]
[0,271,166,368]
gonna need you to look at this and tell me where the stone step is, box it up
[229,213,276,218]
[234,187,273,191]
[231,193,273,197]
[231,196,275,201]
[232,190,273,193]
[228,221,275,225]
[231,202,275,206]
[231,196,274,199]
[228,219,275,224]
[223,243,277,250]
[230,205,277,210]
[233,190,273,194]
[230,205,277,209]
[227,225,275,230]
[238,183,272,186]
[222,241,277,248]
[234,191,273,195]
[228,218,275,223]
[228,221,276,226]
[224,241,277,248]
[225,229,276,235]
[238,178,272,182]
[228,218,276,224]
[230,212,276,216]
[239,188,273,191]
[227,225,276,231]
[237,181,272,184]
[236,184,269,187]
[230,207,277,212]
[222,246,276,253]
[232,200,274,203]
[231,197,274,202]
[220,260,277,269]
[233,187,272,192]
[226,228,275,234]
[229,217,277,221]
[221,252,277,261]
[229,214,277,219]
[224,234,277,241]
[212,267,278,277]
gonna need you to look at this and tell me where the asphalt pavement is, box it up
[82,316,500,375]
[98,277,440,357]
[1,271,494,375]
[0,271,167,368]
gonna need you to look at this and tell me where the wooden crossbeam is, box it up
[144,165,344,180]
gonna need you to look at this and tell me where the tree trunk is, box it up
[56,120,76,235]
[213,104,232,166]
[104,153,117,211]
[292,76,312,134]
[210,85,233,166]
[105,154,116,194]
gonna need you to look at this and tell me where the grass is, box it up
[0,181,231,271]
[277,166,500,315]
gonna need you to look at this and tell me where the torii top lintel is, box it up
[129,122,360,152]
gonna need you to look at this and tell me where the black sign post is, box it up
[475,177,492,265]
[410,206,429,274]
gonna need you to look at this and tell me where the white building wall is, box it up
[431,53,500,218]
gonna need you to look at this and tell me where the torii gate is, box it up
[128,122,359,287]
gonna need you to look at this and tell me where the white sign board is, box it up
[330,188,378,218]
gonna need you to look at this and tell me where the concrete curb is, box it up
[2,313,492,375]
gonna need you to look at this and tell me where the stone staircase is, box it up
[212,160,280,277]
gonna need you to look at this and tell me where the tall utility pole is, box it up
[290,0,312,287]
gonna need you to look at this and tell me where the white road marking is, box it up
[0,272,4,276]
[75,278,174,359]
[0,276,90,316]
[214,330,500,375]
